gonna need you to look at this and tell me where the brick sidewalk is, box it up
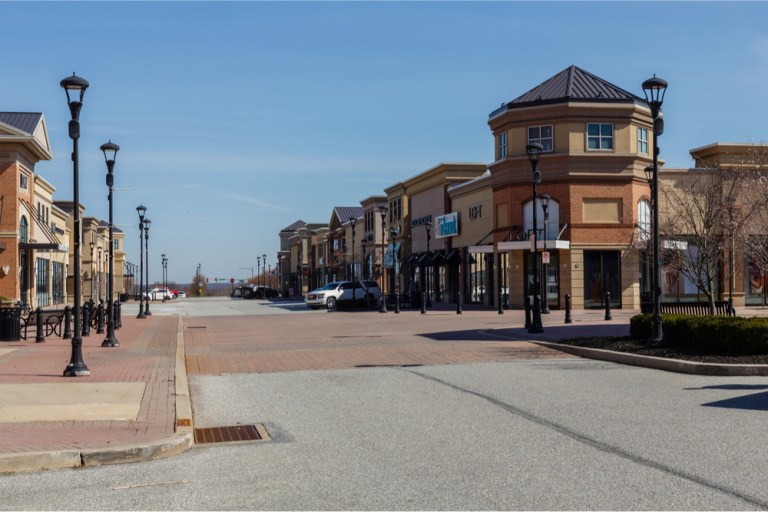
[0,315,178,455]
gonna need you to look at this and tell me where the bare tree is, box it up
[659,146,768,313]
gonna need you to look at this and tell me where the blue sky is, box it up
[4,1,768,284]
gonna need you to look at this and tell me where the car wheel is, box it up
[326,297,337,310]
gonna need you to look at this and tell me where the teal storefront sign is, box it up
[436,212,458,238]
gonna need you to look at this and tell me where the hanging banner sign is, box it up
[436,212,459,238]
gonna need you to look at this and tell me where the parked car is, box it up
[231,287,243,298]
[243,285,279,299]
[147,288,173,301]
[305,280,382,310]
[176,291,187,298]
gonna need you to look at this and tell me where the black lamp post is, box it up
[389,226,400,313]
[144,219,152,316]
[61,73,90,376]
[424,221,432,307]
[89,239,95,301]
[539,193,551,314]
[100,141,120,347]
[257,256,261,287]
[349,217,357,283]
[97,245,103,303]
[262,254,267,288]
[161,254,168,302]
[379,206,389,313]
[136,205,147,318]
[361,238,368,280]
[526,142,545,334]
[642,74,668,344]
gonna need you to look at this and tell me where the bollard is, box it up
[35,307,45,343]
[395,292,400,314]
[498,290,504,315]
[524,296,532,329]
[456,292,462,314]
[115,301,122,329]
[728,297,735,316]
[82,302,90,337]
[421,292,426,314]
[96,303,105,334]
[63,305,72,339]
[605,291,612,321]
[564,293,573,324]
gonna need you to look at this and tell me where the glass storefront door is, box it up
[525,251,560,309]
[584,250,620,308]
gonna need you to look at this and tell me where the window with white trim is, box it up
[638,199,650,241]
[498,132,507,159]
[20,174,28,189]
[528,125,553,152]
[638,127,649,155]
[587,123,613,150]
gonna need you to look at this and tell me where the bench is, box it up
[20,308,66,340]
[640,301,730,316]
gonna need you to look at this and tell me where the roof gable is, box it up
[491,65,645,117]
[0,112,52,160]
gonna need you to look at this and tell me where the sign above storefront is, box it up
[436,212,459,238]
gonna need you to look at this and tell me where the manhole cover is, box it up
[194,424,268,444]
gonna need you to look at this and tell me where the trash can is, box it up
[119,293,129,302]
[0,307,21,342]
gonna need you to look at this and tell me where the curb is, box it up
[534,341,768,376]
[0,316,194,474]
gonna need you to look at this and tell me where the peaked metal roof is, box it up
[333,206,363,224]
[280,219,306,233]
[490,65,646,117]
[0,112,43,135]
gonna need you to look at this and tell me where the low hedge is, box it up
[630,314,768,355]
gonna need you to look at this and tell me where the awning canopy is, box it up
[445,248,460,264]
[496,240,570,252]
[429,251,445,266]
[416,252,431,266]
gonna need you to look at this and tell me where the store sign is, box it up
[436,212,459,238]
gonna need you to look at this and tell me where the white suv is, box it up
[305,280,382,310]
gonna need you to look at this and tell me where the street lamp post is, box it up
[642,74,668,344]
[61,73,90,376]
[262,254,267,288]
[257,256,261,287]
[101,140,120,347]
[379,206,389,313]
[161,254,168,302]
[136,206,147,318]
[539,193,551,314]
[389,226,400,313]
[424,221,432,308]
[350,217,357,301]
[361,238,368,280]
[89,239,95,301]
[526,142,545,334]
[144,219,152,316]
[97,245,103,303]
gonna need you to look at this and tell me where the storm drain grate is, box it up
[194,424,266,444]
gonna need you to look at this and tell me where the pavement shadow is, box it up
[701,391,768,411]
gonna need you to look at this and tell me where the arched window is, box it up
[638,200,651,242]
[523,199,560,240]
[20,216,28,243]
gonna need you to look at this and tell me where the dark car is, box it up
[243,285,279,299]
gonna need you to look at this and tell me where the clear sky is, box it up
[4,1,768,284]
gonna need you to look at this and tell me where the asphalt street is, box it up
[0,298,766,510]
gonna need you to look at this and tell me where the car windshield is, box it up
[318,282,339,291]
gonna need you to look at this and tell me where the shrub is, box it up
[629,314,768,355]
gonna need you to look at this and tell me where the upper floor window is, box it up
[638,199,651,241]
[638,127,649,155]
[20,216,28,243]
[587,123,613,150]
[528,125,553,152]
[20,174,28,190]
[498,132,508,159]
[523,198,560,240]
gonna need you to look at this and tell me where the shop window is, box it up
[583,251,620,308]
[20,216,28,243]
[523,199,560,240]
